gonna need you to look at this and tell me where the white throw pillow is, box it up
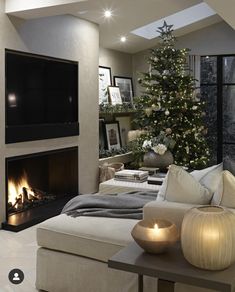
[212,170,235,208]
[191,163,223,194]
[157,165,212,204]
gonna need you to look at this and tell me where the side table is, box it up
[108,242,235,292]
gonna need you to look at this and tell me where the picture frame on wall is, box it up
[99,66,112,104]
[108,86,122,105]
[104,121,122,150]
[99,119,106,150]
[113,76,134,104]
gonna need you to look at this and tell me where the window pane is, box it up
[223,56,235,83]
[201,56,217,84]
[201,85,217,164]
[223,144,235,160]
[223,85,235,143]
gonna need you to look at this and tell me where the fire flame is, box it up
[8,173,33,206]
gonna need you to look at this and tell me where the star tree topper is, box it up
[157,21,174,42]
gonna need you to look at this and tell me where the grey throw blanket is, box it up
[62,191,158,219]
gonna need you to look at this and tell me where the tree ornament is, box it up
[165,128,172,135]
[145,108,152,117]
[165,110,170,116]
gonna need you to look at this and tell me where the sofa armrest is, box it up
[143,201,202,229]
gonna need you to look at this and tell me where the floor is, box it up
[0,225,38,292]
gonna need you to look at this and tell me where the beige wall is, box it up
[99,48,133,146]
[99,47,133,83]
[132,21,235,96]
[0,2,99,223]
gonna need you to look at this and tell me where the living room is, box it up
[1,0,235,291]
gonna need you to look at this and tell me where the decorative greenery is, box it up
[99,146,130,159]
[129,130,175,167]
[142,130,175,153]
[99,103,135,114]
[132,21,210,169]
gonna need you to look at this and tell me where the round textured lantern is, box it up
[181,206,235,270]
[131,219,179,254]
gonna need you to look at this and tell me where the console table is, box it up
[108,242,235,292]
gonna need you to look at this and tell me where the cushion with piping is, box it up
[190,164,220,180]
[190,163,223,191]
[212,170,235,208]
[157,165,212,204]
[223,156,235,177]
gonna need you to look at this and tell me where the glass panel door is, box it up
[200,56,218,164]
[222,56,235,159]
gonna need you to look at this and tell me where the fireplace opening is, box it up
[3,147,78,231]
[8,171,57,216]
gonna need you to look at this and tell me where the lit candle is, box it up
[152,223,161,236]
[148,223,165,241]
[131,219,179,254]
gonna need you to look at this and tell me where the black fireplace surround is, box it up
[2,147,78,231]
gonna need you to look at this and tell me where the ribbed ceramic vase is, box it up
[181,206,235,270]
[143,150,173,170]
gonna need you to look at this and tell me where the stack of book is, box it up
[114,170,149,183]
[147,172,166,185]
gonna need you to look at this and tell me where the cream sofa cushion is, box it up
[212,170,235,207]
[143,200,200,229]
[190,164,221,180]
[157,165,212,204]
[191,163,222,193]
[37,214,138,262]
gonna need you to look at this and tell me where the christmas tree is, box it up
[133,21,210,169]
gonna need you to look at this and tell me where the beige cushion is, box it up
[143,200,200,229]
[212,170,235,207]
[157,165,212,204]
[191,163,223,193]
[190,164,221,181]
[37,214,138,262]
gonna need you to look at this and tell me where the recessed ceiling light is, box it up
[120,36,126,42]
[104,10,112,18]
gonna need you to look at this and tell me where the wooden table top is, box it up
[108,241,235,292]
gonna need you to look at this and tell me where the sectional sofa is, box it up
[36,162,235,292]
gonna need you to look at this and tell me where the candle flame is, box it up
[154,223,159,229]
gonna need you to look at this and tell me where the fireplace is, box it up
[3,147,78,231]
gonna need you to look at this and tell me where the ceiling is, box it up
[5,0,225,54]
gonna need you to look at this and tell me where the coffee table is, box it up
[108,242,235,292]
[99,178,161,194]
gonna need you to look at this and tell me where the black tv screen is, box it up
[5,49,79,143]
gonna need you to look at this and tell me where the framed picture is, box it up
[104,121,122,150]
[108,86,122,105]
[99,119,106,150]
[113,76,134,103]
[99,66,112,104]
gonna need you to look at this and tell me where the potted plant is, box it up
[131,130,175,170]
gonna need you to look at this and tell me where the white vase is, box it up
[181,206,235,270]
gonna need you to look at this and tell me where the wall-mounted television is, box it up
[5,49,79,143]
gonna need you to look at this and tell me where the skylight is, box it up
[131,2,216,40]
